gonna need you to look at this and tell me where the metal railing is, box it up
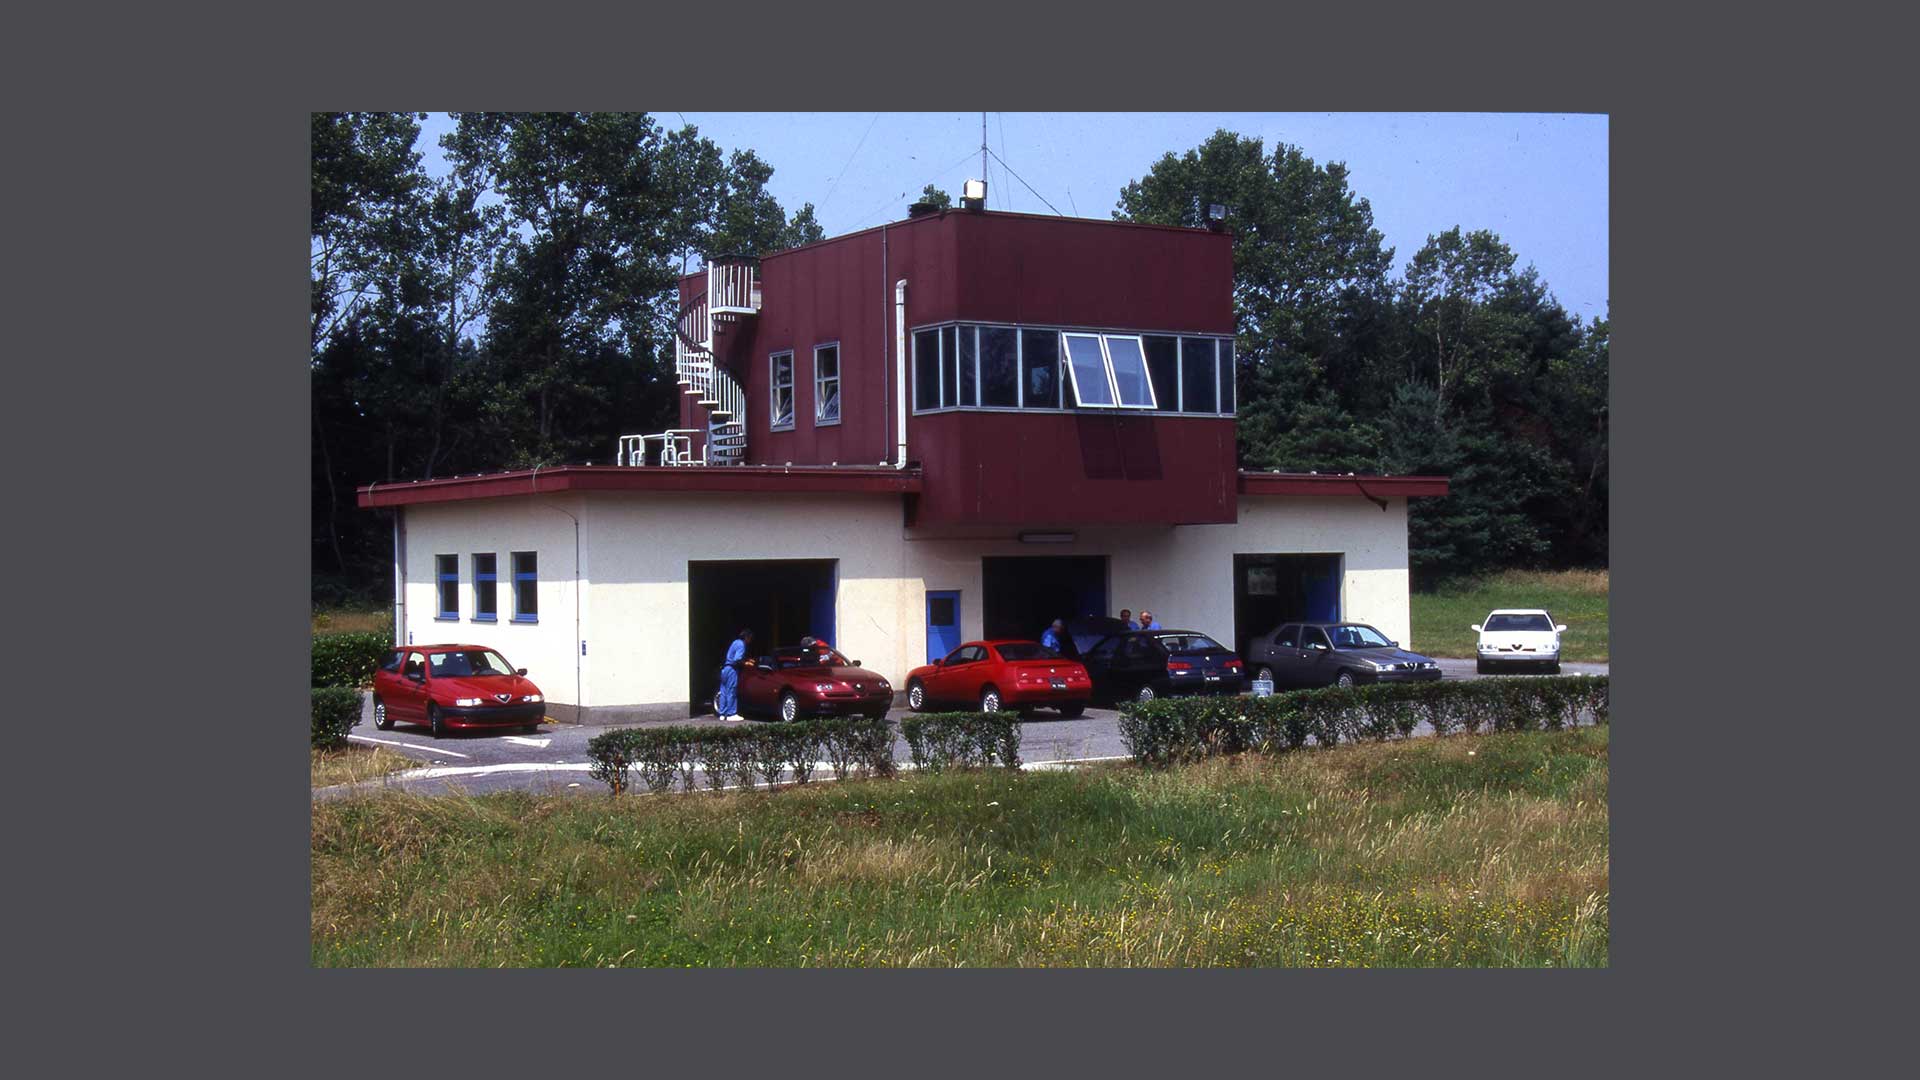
[708,259,760,313]
[628,276,749,467]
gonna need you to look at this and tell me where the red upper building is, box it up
[649,205,1242,528]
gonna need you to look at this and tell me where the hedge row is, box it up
[1118,676,1609,769]
[899,712,1021,773]
[311,687,363,750]
[312,631,390,690]
[586,716,896,795]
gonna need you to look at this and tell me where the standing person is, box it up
[1138,609,1161,631]
[1040,619,1066,652]
[1118,608,1137,630]
[716,628,753,722]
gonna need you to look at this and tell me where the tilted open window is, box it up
[1061,332,1158,409]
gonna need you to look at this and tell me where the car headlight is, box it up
[815,683,836,693]
[1478,643,1494,651]
[453,697,483,707]
[522,694,543,703]
[875,680,890,690]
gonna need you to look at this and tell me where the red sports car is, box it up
[725,643,894,723]
[371,645,547,737]
[905,639,1090,717]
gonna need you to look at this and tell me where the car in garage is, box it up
[1472,609,1567,674]
[371,645,547,737]
[1078,629,1244,704]
[905,640,1090,716]
[1245,622,1441,689]
[728,642,893,722]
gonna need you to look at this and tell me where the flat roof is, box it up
[1237,472,1449,498]
[357,464,924,509]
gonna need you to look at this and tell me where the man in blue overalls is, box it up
[1041,619,1066,652]
[716,628,753,722]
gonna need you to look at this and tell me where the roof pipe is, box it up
[894,278,909,469]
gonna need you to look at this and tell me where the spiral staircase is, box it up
[618,258,759,467]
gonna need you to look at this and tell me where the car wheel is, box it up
[1476,659,1491,675]
[980,687,1002,713]
[427,703,446,738]
[1255,665,1274,684]
[1135,684,1156,703]
[907,680,926,711]
[1545,661,1561,675]
[522,722,541,734]
[372,695,392,730]
[779,692,799,723]
[1333,670,1355,690]
[1057,702,1086,718]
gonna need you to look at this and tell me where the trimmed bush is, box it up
[312,632,390,689]
[899,712,1020,772]
[1118,676,1610,769]
[311,687,363,750]
[585,717,896,796]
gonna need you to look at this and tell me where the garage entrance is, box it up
[1232,553,1342,658]
[982,555,1107,642]
[688,559,836,715]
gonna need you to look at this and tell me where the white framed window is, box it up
[770,351,795,430]
[814,343,840,424]
[1062,332,1157,409]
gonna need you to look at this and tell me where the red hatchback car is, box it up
[725,643,893,722]
[905,639,1090,717]
[371,645,547,737]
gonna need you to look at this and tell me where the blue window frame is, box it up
[472,553,497,622]
[511,551,538,623]
[435,554,458,619]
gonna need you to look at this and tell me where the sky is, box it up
[413,112,1608,321]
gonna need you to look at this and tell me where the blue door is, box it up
[926,591,961,663]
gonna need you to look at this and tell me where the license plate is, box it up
[1204,674,1221,682]
[1051,678,1067,690]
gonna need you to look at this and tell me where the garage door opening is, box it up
[982,555,1107,644]
[688,559,836,715]
[1232,553,1342,658]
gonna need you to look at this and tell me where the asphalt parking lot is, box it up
[325,659,1608,799]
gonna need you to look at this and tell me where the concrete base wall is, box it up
[399,492,1411,713]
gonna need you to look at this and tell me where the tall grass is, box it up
[1411,569,1609,662]
[312,727,1608,967]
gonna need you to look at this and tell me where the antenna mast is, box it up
[981,112,988,207]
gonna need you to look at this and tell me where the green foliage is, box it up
[585,717,897,796]
[899,713,1021,772]
[916,184,953,209]
[1118,677,1608,768]
[311,632,389,689]
[311,687,364,750]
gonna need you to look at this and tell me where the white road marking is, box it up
[379,754,1135,787]
[348,734,471,759]
[502,736,552,748]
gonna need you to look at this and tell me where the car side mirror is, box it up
[852,659,862,667]
[1555,625,1568,633]
[515,667,528,676]
[758,657,774,669]
[1470,624,1482,633]
[933,658,944,667]
[1389,641,1399,648]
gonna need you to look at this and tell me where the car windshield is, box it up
[1486,614,1554,632]
[427,649,515,677]
[1329,624,1394,649]
[996,642,1061,661]
[777,648,849,668]
[1155,634,1224,653]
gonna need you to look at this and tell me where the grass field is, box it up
[1411,569,1609,663]
[312,745,418,790]
[312,727,1608,967]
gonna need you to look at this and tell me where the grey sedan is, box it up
[1245,621,1443,690]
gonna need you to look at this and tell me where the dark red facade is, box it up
[679,209,1239,526]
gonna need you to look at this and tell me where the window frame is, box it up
[510,550,539,624]
[471,552,497,623]
[434,554,459,620]
[769,350,796,431]
[812,342,841,426]
[909,320,1229,416]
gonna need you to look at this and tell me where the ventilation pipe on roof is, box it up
[894,278,908,469]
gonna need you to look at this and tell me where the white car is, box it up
[1472,609,1568,674]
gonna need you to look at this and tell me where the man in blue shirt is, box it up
[716,628,753,721]
[1119,608,1138,631]
[1138,610,1161,631]
[1040,619,1066,651]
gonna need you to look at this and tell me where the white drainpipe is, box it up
[391,509,406,647]
[894,278,908,468]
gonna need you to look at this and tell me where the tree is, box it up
[780,202,826,249]
[917,183,953,209]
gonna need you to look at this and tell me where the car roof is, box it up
[404,643,497,651]
[1486,609,1552,616]
[1291,621,1379,628]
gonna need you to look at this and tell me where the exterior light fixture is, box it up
[1206,203,1227,230]
[1018,531,1076,544]
[962,178,987,209]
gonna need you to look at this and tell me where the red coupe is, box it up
[905,640,1090,717]
[724,643,894,722]
[371,645,547,737]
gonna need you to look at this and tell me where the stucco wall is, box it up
[398,492,1411,716]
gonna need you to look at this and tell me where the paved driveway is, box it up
[322,660,1608,799]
